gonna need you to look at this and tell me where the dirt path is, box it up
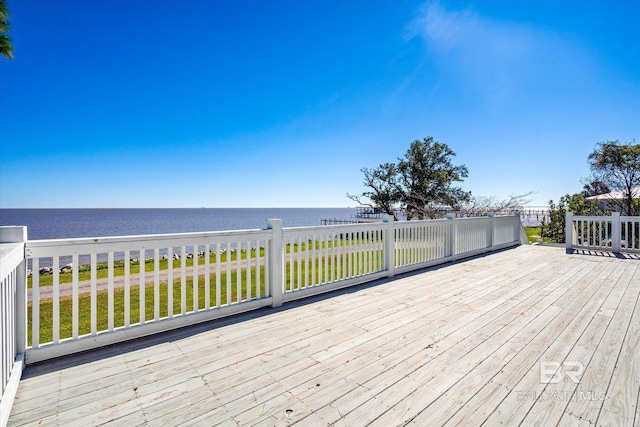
[30,257,265,301]
[29,244,384,301]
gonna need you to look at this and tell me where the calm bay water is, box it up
[0,208,357,240]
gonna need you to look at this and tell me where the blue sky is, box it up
[1,0,638,208]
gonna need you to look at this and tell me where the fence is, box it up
[0,227,27,427]
[566,212,640,253]
[319,218,362,226]
[1,214,525,373]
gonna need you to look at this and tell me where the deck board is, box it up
[7,245,640,426]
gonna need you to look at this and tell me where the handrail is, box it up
[13,214,522,364]
[0,227,27,427]
[566,212,640,253]
[2,216,524,422]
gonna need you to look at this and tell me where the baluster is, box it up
[215,244,221,307]
[255,241,261,299]
[193,245,199,313]
[124,250,130,327]
[154,248,160,321]
[205,243,211,310]
[167,247,173,318]
[139,249,146,324]
[92,253,98,333]
[180,246,186,315]
[225,243,231,304]
[72,253,79,339]
[246,240,252,299]
[108,251,115,331]
[236,241,242,302]
[52,257,59,343]
[32,258,40,348]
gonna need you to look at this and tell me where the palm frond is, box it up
[0,34,14,59]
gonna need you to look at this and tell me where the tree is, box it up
[348,137,471,220]
[587,140,640,215]
[0,0,14,60]
[458,192,533,217]
[397,138,471,219]
[347,162,402,219]
[541,193,601,243]
[580,179,610,198]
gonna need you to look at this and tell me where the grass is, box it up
[29,239,372,287]
[525,227,555,244]
[26,230,523,346]
[28,245,386,346]
[29,248,264,287]
[30,267,266,345]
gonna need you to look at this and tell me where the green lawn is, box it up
[29,248,264,287]
[30,266,265,345]
[28,236,458,346]
[524,227,555,244]
[28,244,385,346]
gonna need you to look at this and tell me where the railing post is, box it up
[447,213,457,259]
[383,214,395,277]
[514,210,528,245]
[611,212,621,253]
[0,226,27,427]
[487,213,495,249]
[0,226,28,354]
[565,212,574,251]
[266,219,284,308]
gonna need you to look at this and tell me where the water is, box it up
[0,208,357,241]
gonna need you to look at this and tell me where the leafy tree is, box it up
[587,140,640,215]
[580,179,610,198]
[398,138,471,219]
[0,0,14,60]
[541,193,600,243]
[348,137,471,220]
[347,162,402,219]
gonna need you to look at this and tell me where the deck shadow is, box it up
[567,248,640,260]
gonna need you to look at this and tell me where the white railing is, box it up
[25,227,273,363]
[282,222,388,301]
[566,212,640,253]
[0,227,27,427]
[3,214,525,366]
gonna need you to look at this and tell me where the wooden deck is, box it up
[7,245,640,426]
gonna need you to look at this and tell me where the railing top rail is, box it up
[26,227,270,246]
[0,242,24,282]
[284,215,520,234]
[25,228,272,257]
[394,218,450,227]
[458,216,492,220]
[285,221,389,234]
[494,215,519,220]
[570,213,639,221]
[454,216,494,223]
[571,215,614,221]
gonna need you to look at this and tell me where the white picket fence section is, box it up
[282,222,388,302]
[0,227,27,427]
[566,212,640,253]
[0,214,526,367]
[25,228,274,363]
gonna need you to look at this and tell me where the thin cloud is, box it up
[405,1,535,61]
[404,1,590,111]
[404,1,472,53]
